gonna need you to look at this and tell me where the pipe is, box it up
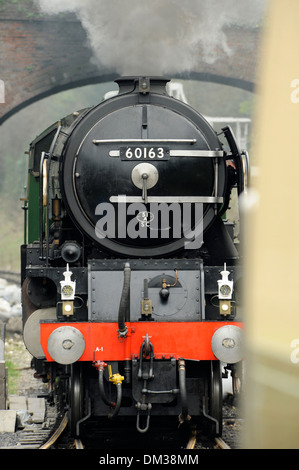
[178,359,189,422]
[118,262,131,338]
[98,368,122,419]
[108,383,122,419]
[98,367,114,408]
[39,151,47,260]
[46,123,61,266]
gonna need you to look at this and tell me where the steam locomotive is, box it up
[21,77,245,438]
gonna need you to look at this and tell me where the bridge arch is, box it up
[0,71,254,126]
[0,2,260,125]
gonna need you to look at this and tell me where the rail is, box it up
[39,412,69,449]
[39,412,85,449]
[186,427,197,449]
[185,428,231,449]
[215,437,231,449]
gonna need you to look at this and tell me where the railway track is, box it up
[215,437,231,449]
[38,417,231,450]
[0,366,240,450]
[0,406,84,449]
[39,412,69,449]
[37,412,233,450]
[0,400,234,450]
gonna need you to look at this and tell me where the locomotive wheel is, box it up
[208,360,223,436]
[69,362,84,436]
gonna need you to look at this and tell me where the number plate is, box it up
[120,146,170,161]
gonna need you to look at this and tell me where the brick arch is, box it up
[0,2,259,125]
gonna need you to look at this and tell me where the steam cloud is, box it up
[35,0,266,76]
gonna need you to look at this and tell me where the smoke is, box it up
[35,0,266,76]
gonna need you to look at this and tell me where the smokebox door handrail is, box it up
[93,138,197,144]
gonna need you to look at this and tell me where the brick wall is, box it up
[0,1,260,124]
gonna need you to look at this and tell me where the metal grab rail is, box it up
[39,122,61,262]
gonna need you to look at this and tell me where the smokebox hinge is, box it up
[139,77,150,94]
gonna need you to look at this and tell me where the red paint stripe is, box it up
[40,321,243,362]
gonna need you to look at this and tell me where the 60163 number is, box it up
[120,146,169,161]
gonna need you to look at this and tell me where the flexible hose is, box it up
[98,369,122,419]
[118,262,131,336]
[98,368,114,408]
[108,383,122,419]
